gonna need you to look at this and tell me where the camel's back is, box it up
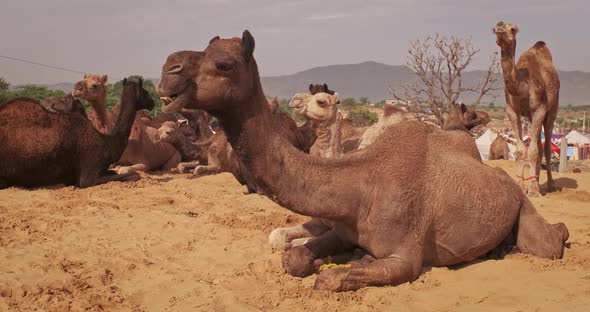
[0,99,87,186]
[517,41,559,89]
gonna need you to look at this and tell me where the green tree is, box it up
[348,106,378,127]
[0,77,9,91]
[340,97,357,107]
[10,85,66,101]
[359,96,369,106]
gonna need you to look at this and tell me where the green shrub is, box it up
[348,106,378,127]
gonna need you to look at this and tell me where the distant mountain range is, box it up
[37,61,590,106]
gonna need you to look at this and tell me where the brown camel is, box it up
[493,21,560,196]
[489,135,511,160]
[158,31,568,291]
[73,74,182,174]
[73,74,113,132]
[40,94,87,117]
[358,103,489,150]
[157,120,208,173]
[0,79,152,189]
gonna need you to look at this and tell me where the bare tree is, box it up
[389,34,500,125]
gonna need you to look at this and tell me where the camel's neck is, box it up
[310,112,343,158]
[104,88,137,161]
[499,43,520,96]
[89,93,109,127]
[218,90,351,219]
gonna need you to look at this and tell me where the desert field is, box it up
[1,160,589,312]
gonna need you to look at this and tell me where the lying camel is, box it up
[157,120,208,173]
[0,79,152,189]
[158,31,568,292]
[40,94,87,117]
[489,135,511,160]
[357,102,490,150]
[73,74,181,174]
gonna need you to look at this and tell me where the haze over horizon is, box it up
[1,0,588,85]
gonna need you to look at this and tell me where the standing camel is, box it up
[157,31,568,292]
[493,22,560,196]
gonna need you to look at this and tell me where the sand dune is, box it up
[1,160,589,311]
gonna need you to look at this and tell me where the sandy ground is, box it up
[1,160,590,312]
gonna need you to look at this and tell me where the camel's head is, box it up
[445,102,490,131]
[160,30,259,115]
[123,78,155,111]
[309,83,335,95]
[493,21,519,49]
[288,93,313,115]
[158,51,203,113]
[156,120,180,143]
[72,74,108,102]
[298,92,340,124]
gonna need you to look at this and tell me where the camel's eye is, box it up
[316,99,327,107]
[216,61,234,72]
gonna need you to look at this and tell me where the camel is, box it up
[489,135,511,160]
[357,103,490,150]
[0,79,152,189]
[158,31,568,291]
[73,74,182,174]
[156,120,209,173]
[493,22,560,196]
[40,94,87,116]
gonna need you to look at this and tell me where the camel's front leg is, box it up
[269,218,331,250]
[314,252,423,292]
[506,107,528,191]
[116,163,149,174]
[282,230,352,278]
[177,161,200,173]
[524,110,547,197]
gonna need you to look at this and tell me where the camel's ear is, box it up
[309,84,313,92]
[512,25,519,34]
[138,78,143,88]
[123,78,128,85]
[460,103,467,114]
[209,36,220,45]
[84,74,89,79]
[100,75,108,84]
[241,30,255,62]
[324,83,329,91]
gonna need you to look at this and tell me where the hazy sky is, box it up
[1,0,588,85]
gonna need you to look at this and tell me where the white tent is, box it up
[475,129,516,160]
[565,130,590,145]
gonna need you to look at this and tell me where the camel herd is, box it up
[0,22,570,292]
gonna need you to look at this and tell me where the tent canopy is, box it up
[565,130,590,145]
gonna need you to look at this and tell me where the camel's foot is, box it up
[546,180,557,193]
[178,162,199,174]
[527,181,541,197]
[282,245,317,278]
[115,166,136,175]
[314,267,353,292]
[517,201,570,259]
[193,165,212,176]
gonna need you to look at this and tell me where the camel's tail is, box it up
[515,198,569,259]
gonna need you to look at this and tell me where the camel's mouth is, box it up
[160,84,194,113]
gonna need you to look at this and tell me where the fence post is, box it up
[559,138,568,173]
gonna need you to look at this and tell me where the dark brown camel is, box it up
[489,135,511,160]
[158,31,569,291]
[309,83,335,95]
[0,79,153,189]
[493,22,560,196]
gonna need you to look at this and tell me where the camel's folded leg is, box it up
[516,199,569,259]
[0,179,8,189]
[314,253,422,292]
[194,164,220,176]
[177,161,200,174]
[269,218,331,250]
[116,163,149,174]
[282,230,352,278]
[78,172,140,188]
